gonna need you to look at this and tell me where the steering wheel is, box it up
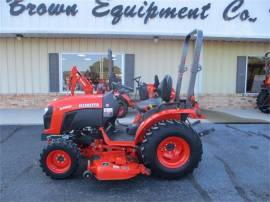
[133,76,142,86]
[111,82,133,92]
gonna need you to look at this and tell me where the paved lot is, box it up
[0,124,270,202]
[0,108,269,125]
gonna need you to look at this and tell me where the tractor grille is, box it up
[43,107,53,129]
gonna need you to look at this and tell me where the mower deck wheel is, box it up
[40,138,80,179]
[140,120,202,179]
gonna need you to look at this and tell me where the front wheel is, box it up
[40,139,80,179]
[140,121,202,179]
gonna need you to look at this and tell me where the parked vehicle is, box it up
[256,52,270,114]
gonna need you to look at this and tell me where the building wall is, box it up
[0,37,269,95]
[203,41,270,94]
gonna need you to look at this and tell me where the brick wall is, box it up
[198,94,256,110]
[0,93,257,109]
[0,94,65,108]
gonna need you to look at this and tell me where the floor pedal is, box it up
[199,128,215,137]
[191,120,201,127]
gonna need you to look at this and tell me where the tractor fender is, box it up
[134,108,198,144]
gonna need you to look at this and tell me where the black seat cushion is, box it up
[135,97,162,113]
[157,75,173,102]
[154,75,160,91]
[138,83,149,100]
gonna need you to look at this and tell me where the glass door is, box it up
[61,53,124,92]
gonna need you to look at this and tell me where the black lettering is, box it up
[137,1,147,17]
[144,2,158,24]
[223,0,243,21]
[187,8,200,19]
[92,0,110,17]
[37,3,47,15]
[26,3,36,16]
[248,17,257,22]
[48,4,59,15]
[8,0,26,16]
[200,3,211,19]
[124,5,137,17]
[65,4,78,16]
[111,5,123,25]
[59,4,65,15]
[159,7,177,18]
[178,7,188,19]
[239,10,257,22]
[240,10,249,21]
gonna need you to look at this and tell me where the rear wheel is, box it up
[117,101,128,118]
[140,121,202,179]
[256,89,270,114]
[40,139,80,179]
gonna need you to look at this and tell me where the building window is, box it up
[246,56,265,93]
[60,53,124,92]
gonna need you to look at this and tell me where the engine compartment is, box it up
[43,92,120,135]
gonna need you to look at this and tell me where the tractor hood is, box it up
[43,92,119,135]
[47,94,103,111]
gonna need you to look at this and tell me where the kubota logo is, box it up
[79,103,99,108]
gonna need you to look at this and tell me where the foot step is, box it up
[199,128,215,137]
[191,120,201,127]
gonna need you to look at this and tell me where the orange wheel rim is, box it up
[157,136,190,168]
[46,150,71,174]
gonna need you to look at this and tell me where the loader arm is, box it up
[69,66,94,96]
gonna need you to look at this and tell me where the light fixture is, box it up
[78,54,86,57]
[62,58,67,61]
[84,58,92,61]
[16,34,23,41]
[153,36,159,43]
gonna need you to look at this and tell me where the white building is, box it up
[0,0,269,108]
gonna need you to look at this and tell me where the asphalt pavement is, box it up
[0,123,269,202]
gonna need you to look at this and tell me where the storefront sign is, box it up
[1,0,269,39]
[6,0,78,16]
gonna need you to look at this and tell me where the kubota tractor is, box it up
[256,52,270,114]
[40,30,211,181]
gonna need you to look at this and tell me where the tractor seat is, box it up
[135,97,162,113]
[135,74,173,113]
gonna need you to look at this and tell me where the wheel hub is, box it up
[157,136,190,168]
[166,143,175,151]
[46,150,72,174]
[57,155,65,162]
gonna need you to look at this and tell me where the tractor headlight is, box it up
[44,106,53,130]
[44,107,49,114]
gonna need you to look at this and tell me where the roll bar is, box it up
[108,49,118,90]
[175,29,204,107]
[108,49,114,78]
[265,52,270,76]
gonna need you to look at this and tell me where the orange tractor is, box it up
[256,52,270,114]
[40,30,212,180]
